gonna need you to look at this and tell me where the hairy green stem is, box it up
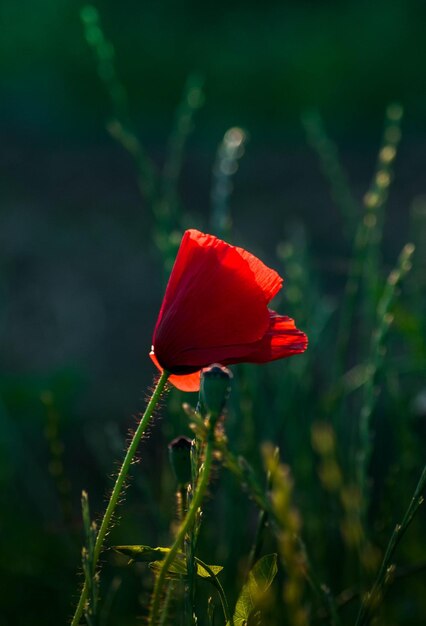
[149,435,214,625]
[71,370,169,626]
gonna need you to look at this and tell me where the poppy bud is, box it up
[199,364,233,417]
[168,436,193,486]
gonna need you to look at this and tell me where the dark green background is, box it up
[2,0,426,137]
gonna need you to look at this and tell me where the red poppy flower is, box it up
[150,229,307,391]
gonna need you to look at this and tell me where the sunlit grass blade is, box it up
[153,73,205,272]
[80,5,128,121]
[210,126,247,241]
[81,490,99,626]
[107,119,159,205]
[80,5,205,275]
[161,72,205,213]
[335,104,403,376]
[361,103,404,324]
[262,444,309,626]
[302,108,359,239]
[355,464,426,626]
[356,243,415,523]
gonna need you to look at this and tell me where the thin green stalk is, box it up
[302,109,359,240]
[297,538,341,626]
[80,5,128,121]
[320,585,342,626]
[361,103,403,325]
[155,74,204,274]
[222,441,339,621]
[194,557,232,625]
[81,491,99,625]
[107,120,159,205]
[247,507,268,573]
[217,441,274,517]
[186,437,201,624]
[355,464,426,626]
[71,370,169,626]
[210,126,247,241]
[357,244,415,517]
[158,582,173,626]
[161,73,204,211]
[316,561,426,621]
[335,104,403,377]
[335,223,369,377]
[149,435,215,625]
[99,576,121,626]
[247,457,274,572]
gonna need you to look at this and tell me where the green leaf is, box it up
[114,544,173,562]
[115,544,223,580]
[196,563,224,578]
[228,554,278,626]
[149,559,223,580]
[149,559,187,579]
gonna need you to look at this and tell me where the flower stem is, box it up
[149,433,214,625]
[71,370,169,626]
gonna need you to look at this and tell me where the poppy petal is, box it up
[168,371,201,392]
[149,351,201,392]
[166,311,307,367]
[235,246,282,303]
[150,229,307,376]
[240,311,308,363]
[153,230,274,371]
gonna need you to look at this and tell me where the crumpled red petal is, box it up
[229,311,309,363]
[165,311,308,368]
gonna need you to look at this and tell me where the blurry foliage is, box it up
[1,1,426,625]
[1,0,426,136]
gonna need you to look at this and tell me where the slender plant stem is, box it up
[247,506,268,573]
[302,109,359,240]
[355,463,426,626]
[186,439,199,625]
[71,370,169,626]
[316,561,426,621]
[216,442,274,516]
[296,538,341,626]
[158,582,173,626]
[220,441,340,620]
[194,558,232,625]
[149,434,215,625]
[356,243,414,522]
[247,464,273,572]
[335,105,403,381]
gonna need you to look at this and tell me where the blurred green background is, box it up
[1,1,426,624]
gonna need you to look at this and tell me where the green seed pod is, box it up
[199,364,233,418]
[168,436,193,486]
